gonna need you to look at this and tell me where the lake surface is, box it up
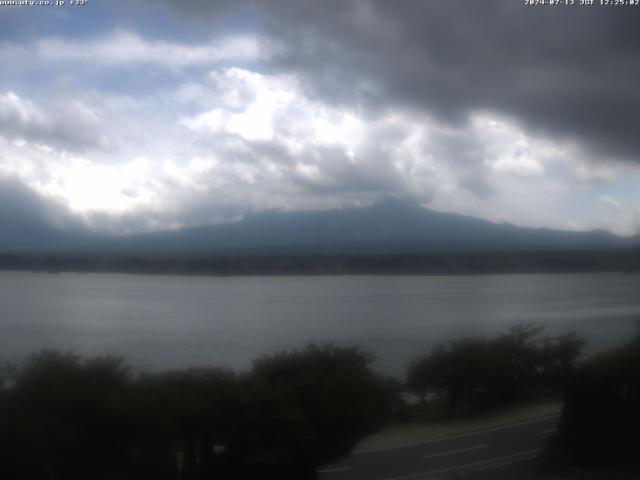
[1,271,639,377]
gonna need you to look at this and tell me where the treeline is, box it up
[0,346,393,480]
[405,325,640,471]
[551,328,640,469]
[407,324,585,417]
[2,325,638,477]
[1,249,639,275]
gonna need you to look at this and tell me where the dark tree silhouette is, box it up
[234,344,393,479]
[130,367,241,479]
[407,324,585,417]
[3,351,133,479]
[554,329,640,469]
[0,345,394,479]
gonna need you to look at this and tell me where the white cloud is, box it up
[0,91,109,151]
[182,67,367,152]
[599,194,620,209]
[296,162,321,179]
[182,68,297,141]
[2,60,640,236]
[492,156,544,176]
[574,163,617,185]
[35,31,270,68]
[0,91,34,125]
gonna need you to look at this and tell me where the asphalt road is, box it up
[318,413,560,480]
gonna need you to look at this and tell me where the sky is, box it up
[1,0,640,236]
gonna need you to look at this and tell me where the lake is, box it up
[1,271,639,377]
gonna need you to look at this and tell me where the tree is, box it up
[407,324,585,417]
[4,351,133,479]
[130,367,241,480]
[539,331,585,387]
[0,345,395,479]
[234,345,393,479]
[408,338,509,417]
[554,329,640,468]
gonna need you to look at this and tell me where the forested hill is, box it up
[3,198,637,256]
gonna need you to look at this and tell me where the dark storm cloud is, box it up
[0,177,84,240]
[155,0,640,164]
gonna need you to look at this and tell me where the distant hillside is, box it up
[2,198,638,254]
[95,198,638,255]
[0,178,96,251]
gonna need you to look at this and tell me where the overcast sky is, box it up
[1,0,640,235]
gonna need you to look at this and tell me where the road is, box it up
[318,413,559,480]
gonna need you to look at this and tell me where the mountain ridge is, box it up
[3,198,637,255]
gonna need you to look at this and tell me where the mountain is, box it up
[0,178,97,252]
[83,198,639,255]
[2,198,638,255]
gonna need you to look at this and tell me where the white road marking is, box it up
[382,448,541,480]
[423,443,488,459]
[317,466,351,473]
[355,414,560,454]
[541,428,557,435]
